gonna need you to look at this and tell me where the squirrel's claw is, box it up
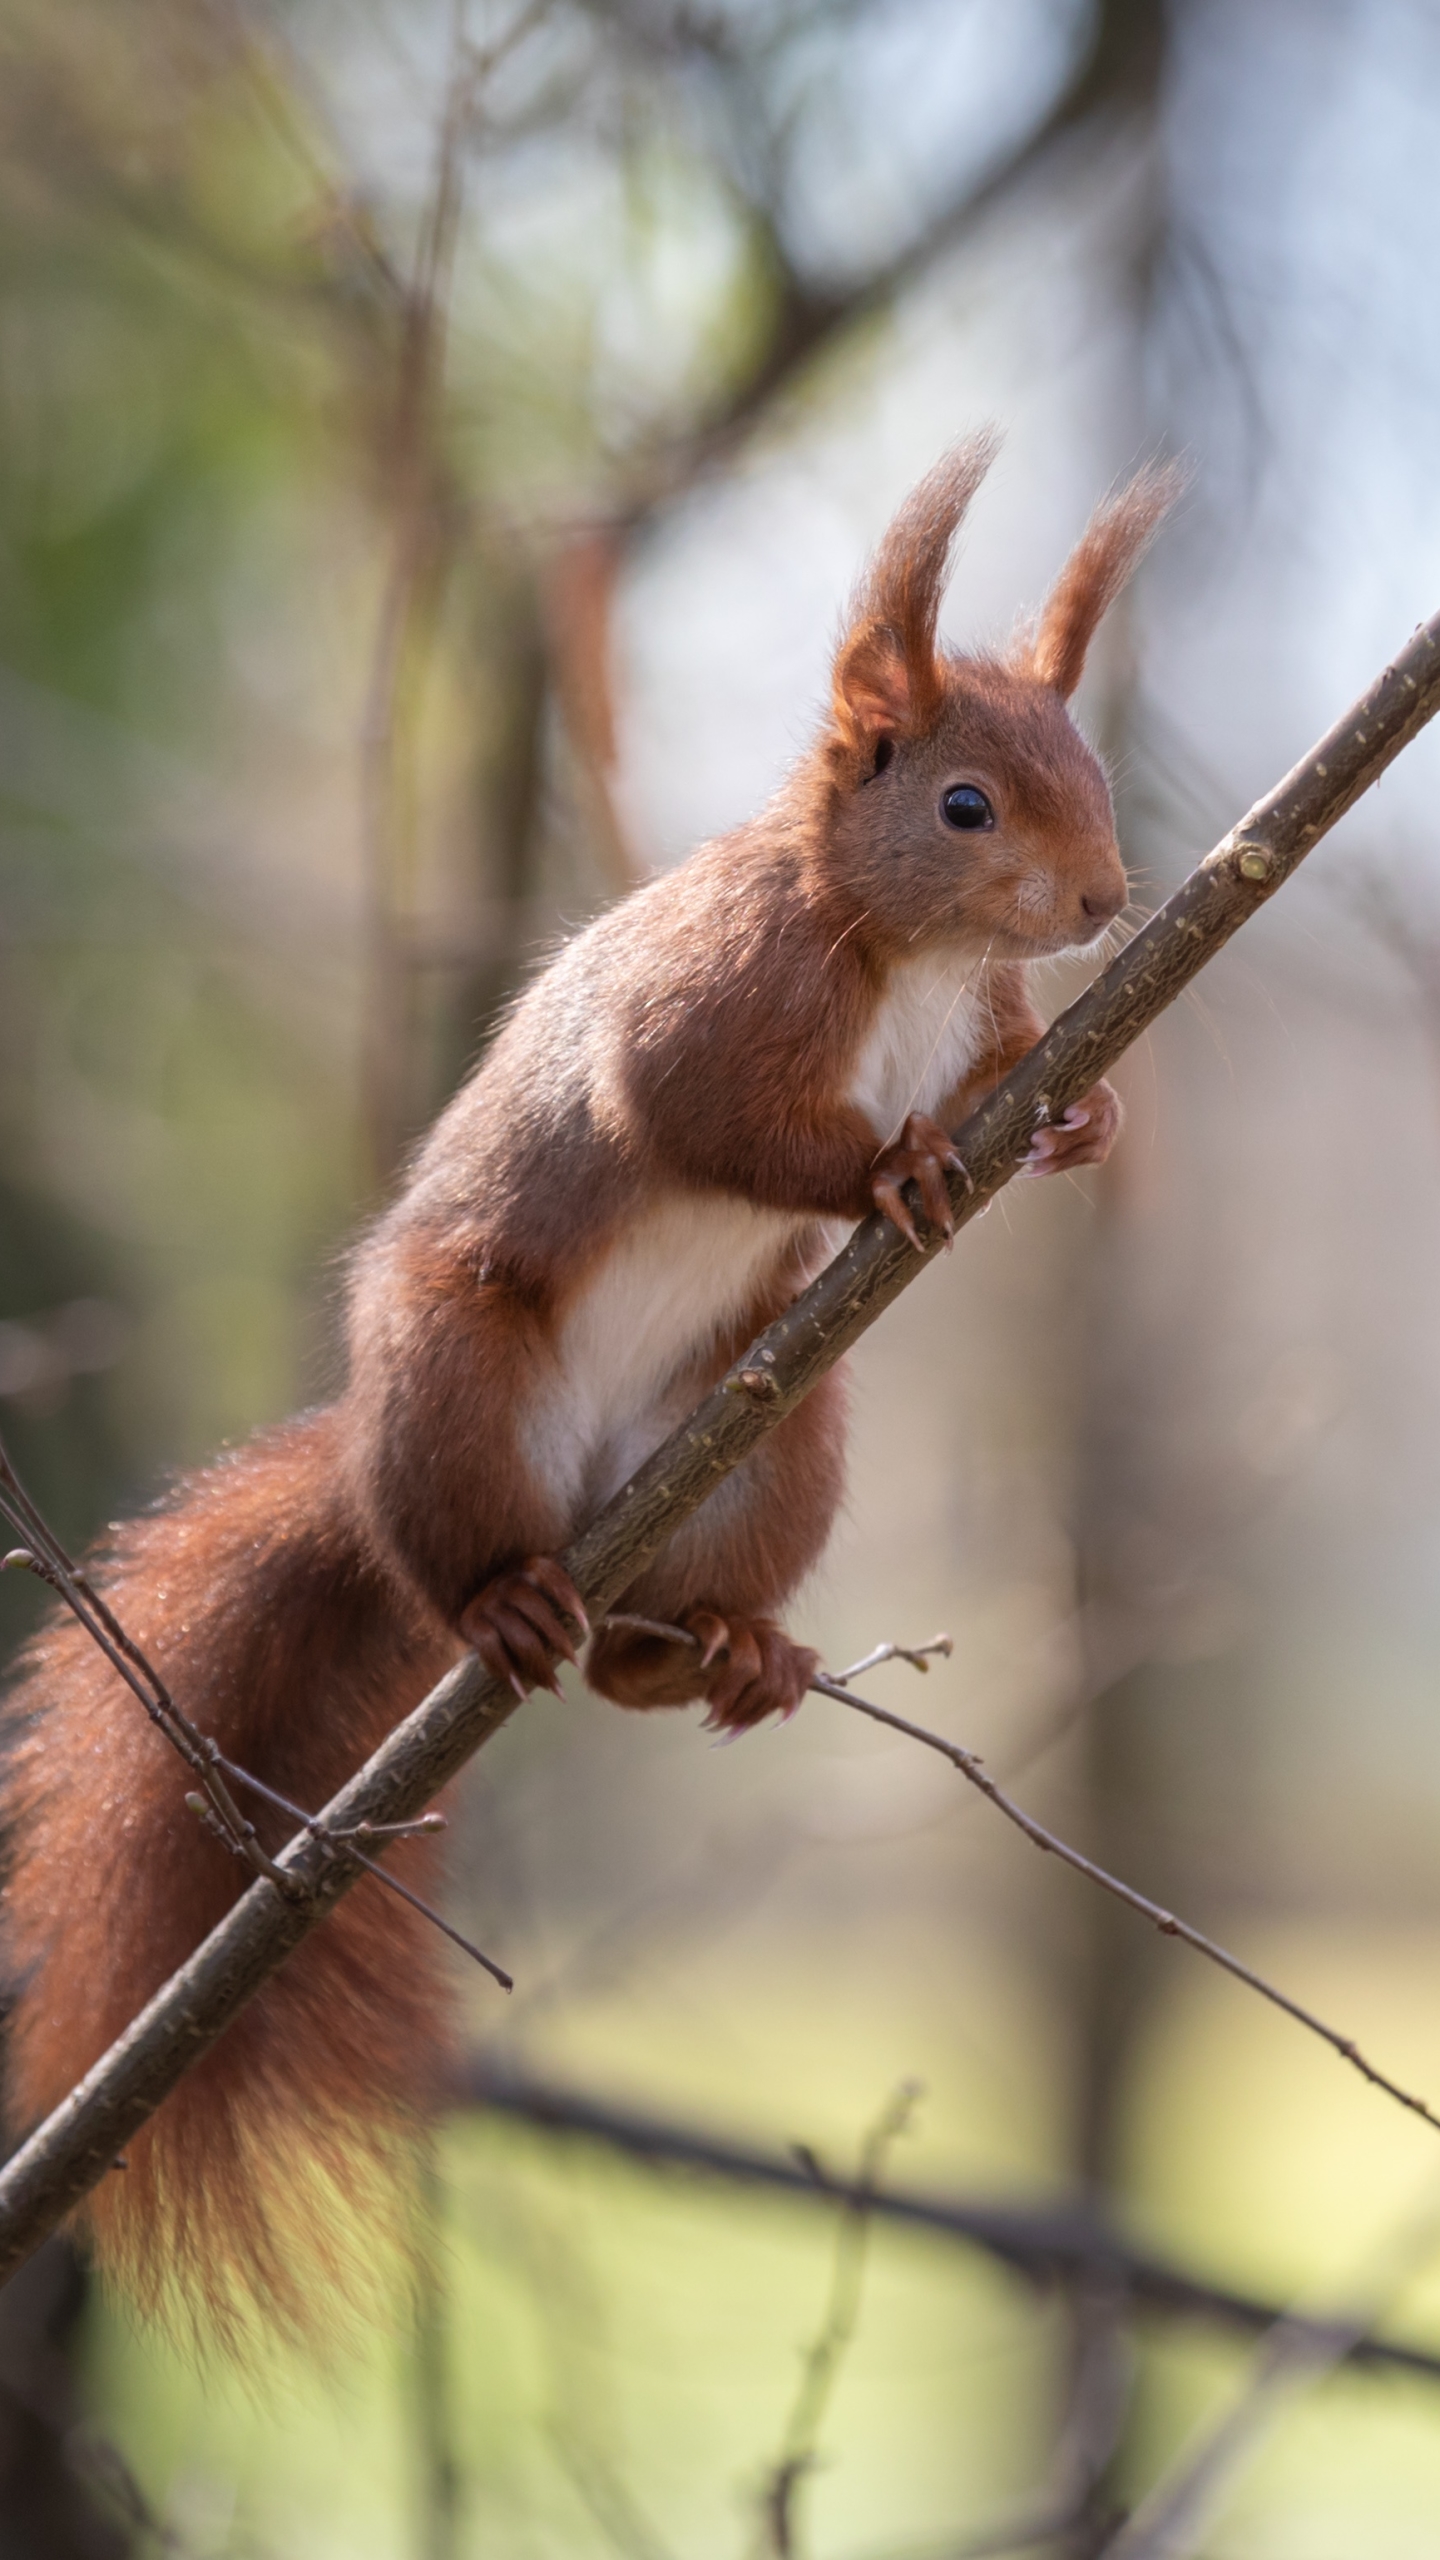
[461,1556,588,1698]
[517,1554,590,1642]
[694,1614,818,1734]
[1022,1080,1123,1177]
[687,1608,732,1671]
[872,1173,924,1250]
[871,1112,962,1248]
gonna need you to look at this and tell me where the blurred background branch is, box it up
[448,2063,1440,2392]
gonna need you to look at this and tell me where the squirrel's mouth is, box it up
[1016,909,1121,960]
[991,920,1101,960]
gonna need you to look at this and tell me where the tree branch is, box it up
[1,607,1438,2288]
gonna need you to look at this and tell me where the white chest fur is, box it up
[846,949,989,1144]
[526,1192,815,1518]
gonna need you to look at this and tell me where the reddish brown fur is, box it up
[832,433,1000,743]
[4,1414,456,2343]
[1,435,1174,2341]
[1030,464,1183,700]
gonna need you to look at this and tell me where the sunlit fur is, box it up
[1031,464,1182,700]
[0,433,1175,2345]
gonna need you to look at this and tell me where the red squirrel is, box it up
[1,436,1171,2335]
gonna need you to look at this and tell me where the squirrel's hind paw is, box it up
[693,1614,817,1734]
[587,1608,816,1729]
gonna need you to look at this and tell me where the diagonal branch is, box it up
[1,608,1439,2288]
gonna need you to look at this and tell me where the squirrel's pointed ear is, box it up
[1030,462,1184,699]
[831,430,1001,754]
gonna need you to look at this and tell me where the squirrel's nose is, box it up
[1081,880,1126,926]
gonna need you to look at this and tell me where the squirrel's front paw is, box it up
[870,1112,969,1250]
[1022,1079,1122,1177]
[687,1612,818,1734]
[460,1556,589,1699]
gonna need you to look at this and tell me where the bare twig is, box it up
[1,1439,512,1988]
[813,1669,1440,2141]
[753,2082,921,2559]
[1,613,1438,2288]
[833,1635,954,1683]
[0,1458,290,1892]
[600,1612,1440,2147]
[207,1754,511,1989]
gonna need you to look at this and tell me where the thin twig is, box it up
[1,1439,512,1987]
[210,1756,511,1991]
[833,1635,954,1683]
[812,1671,1440,2141]
[1,614,1438,2286]
[0,1464,290,1892]
[600,1611,1440,2145]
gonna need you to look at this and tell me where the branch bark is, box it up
[2,609,1439,2288]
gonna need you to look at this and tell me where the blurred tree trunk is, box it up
[442,573,551,1090]
[0,2242,131,2560]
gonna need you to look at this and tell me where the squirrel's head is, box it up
[818,435,1179,961]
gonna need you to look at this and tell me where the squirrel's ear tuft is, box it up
[1030,462,1185,700]
[831,430,1001,753]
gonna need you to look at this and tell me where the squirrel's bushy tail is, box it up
[1,1409,458,2346]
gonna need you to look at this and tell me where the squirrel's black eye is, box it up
[941,784,995,831]
[872,736,895,776]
